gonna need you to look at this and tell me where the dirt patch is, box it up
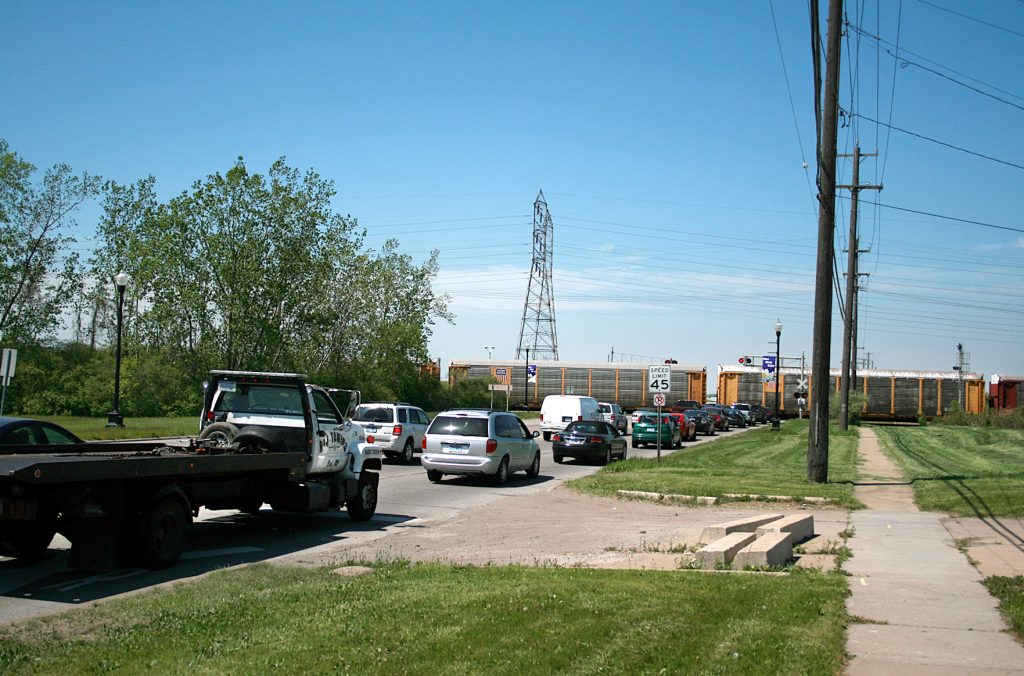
[276,484,851,572]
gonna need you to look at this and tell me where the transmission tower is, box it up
[516,190,559,361]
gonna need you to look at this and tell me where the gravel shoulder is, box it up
[275,482,852,571]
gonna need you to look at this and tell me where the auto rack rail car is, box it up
[717,365,985,420]
[449,359,707,411]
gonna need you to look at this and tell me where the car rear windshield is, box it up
[428,416,489,437]
[638,415,666,424]
[598,404,610,413]
[354,406,395,423]
[213,384,304,416]
[566,422,602,434]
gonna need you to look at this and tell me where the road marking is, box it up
[180,546,264,560]
[42,569,146,592]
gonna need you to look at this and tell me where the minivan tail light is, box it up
[393,424,402,436]
[486,438,497,454]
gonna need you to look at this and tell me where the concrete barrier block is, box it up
[755,514,815,543]
[700,513,784,543]
[695,532,757,568]
[734,532,794,568]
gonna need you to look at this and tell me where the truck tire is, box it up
[346,473,378,521]
[0,522,56,559]
[199,422,239,447]
[138,497,190,569]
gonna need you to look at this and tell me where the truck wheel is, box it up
[399,438,415,464]
[493,456,510,485]
[427,469,443,482]
[0,523,56,559]
[234,427,287,453]
[526,452,540,478]
[346,473,378,521]
[199,422,239,447]
[139,497,190,569]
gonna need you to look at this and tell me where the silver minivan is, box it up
[421,409,541,485]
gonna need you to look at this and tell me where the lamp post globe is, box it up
[106,272,130,428]
[772,319,783,431]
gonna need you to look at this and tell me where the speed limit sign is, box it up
[653,393,666,407]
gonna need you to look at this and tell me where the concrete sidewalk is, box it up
[845,427,1024,674]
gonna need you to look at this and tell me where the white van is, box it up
[539,395,601,441]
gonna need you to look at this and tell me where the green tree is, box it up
[0,139,101,343]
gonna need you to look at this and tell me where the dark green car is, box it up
[631,413,681,449]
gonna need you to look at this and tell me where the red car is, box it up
[668,412,697,442]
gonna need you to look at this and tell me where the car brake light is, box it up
[588,436,603,443]
[393,424,402,436]
[205,411,214,421]
[486,438,497,454]
[421,435,427,450]
[552,433,562,442]
[540,414,544,422]
[577,415,583,421]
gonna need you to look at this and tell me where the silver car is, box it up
[599,402,628,434]
[421,409,541,485]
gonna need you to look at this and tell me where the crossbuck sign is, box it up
[648,364,672,393]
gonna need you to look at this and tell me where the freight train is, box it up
[448,359,707,411]
[448,359,987,421]
[717,364,986,420]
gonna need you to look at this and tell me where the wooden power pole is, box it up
[807,0,844,484]
[837,144,882,430]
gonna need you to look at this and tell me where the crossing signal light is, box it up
[738,356,753,365]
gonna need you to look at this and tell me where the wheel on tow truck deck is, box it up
[138,497,190,569]
[346,473,378,521]
[427,469,443,482]
[198,422,239,447]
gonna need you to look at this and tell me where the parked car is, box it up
[700,405,731,431]
[749,404,770,424]
[684,409,716,436]
[551,420,627,464]
[0,418,83,445]
[598,402,628,434]
[667,412,697,441]
[669,400,701,413]
[353,402,431,464]
[539,395,601,441]
[631,413,681,449]
[421,409,541,484]
[630,409,653,431]
[730,403,755,426]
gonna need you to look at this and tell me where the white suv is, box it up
[421,409,541,485]
[352,402,430,464]
[599,402,628,434]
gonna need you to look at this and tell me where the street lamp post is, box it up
[485,345,495,360]
[106,272,129,428]
[772,319,782,431]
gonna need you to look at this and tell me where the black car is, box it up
[749,404,770,424]
[684,409,716,436]
[0,417,83,445]
[552,420,627,465]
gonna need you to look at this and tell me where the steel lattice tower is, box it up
[516,191,559,360]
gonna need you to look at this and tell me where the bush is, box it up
[829,391,866,426]
[932,405,1024,430]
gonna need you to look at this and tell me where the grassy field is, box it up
[568,420,862,508]
[40,416,197,440]
[873,425,1024,518]
[0,563,848,675]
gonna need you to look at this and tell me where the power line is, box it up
[850,112,1024,172]
[913,0,1024,39]
[873,202,1024,234]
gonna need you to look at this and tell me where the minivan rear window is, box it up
[428,416,488,437]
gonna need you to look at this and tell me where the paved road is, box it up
[0,418,753,625]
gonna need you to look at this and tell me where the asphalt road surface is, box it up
[0,418,753,625]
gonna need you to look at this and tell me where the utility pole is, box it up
[956,343,965,408]
[808,0,843,484]
[837,144,882,430]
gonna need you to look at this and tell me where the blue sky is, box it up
[4,1,1023,387]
